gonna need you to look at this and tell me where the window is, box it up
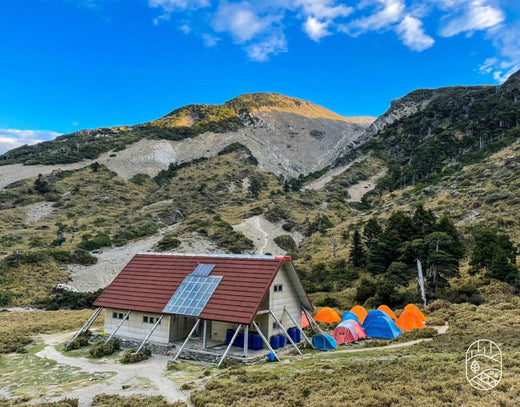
[113,312,124,319]
[274,284,283,292]
[112,312,117,319]
[118,313,124,319]
[142,315,161,324]
[273,322,280,329]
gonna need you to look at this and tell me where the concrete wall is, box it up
[267,263,302,338]
[210,321,236,342]
[104,309,171,344]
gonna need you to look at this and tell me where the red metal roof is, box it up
[93,254,287,324]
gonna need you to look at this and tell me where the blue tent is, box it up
[362,309,387,328]
[363,314,402,339]
[341,311,359,323]
[312,334,337,351]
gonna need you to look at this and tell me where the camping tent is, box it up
[396,311,426,331]
[363,314,402,339]
[301,311,310,328]
[377,305,397,321]
[314,307,341,324]
[341,311,360,323]
[313,334,337,350]
[404,304,426,321]
[362,309,388,328]
[333,319,366,344]
[350,305,368,323]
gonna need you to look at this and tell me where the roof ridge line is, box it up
[136,252,280,260]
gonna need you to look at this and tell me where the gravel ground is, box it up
[33,333,190,407]
[233,215,303,255]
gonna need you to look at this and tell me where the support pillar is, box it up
[243,325,249,357]
[202,320,208,350]
[217,324,242,368]
[252,320,279,362]
[172,319,201,362]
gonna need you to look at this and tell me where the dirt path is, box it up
[34,334,190,407]
[347,168,387,202]
[233,215,303,255]
[255,216,269,255]
[303,157,364,191]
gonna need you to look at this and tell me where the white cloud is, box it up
[343,0,406,35]
[148,0,210,11]
[480,24,520,82]
[436,0,505,37]
[202,33,221,47]
[179,23,191,34]
[397,14,434,51]
[303,17,331,41]
[0,129,61,155]
[295,0,353,20]
[149,0,210,24]
[213,2,280,43]
[211,2,287,60]
[478,57,498,74]
[245,34,288,61]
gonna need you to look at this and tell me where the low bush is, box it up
[155,235,181,252]
[273,235,296,251]
[39,288,103,310]
[91,394,186,407]
[78,233,111,251]
[65,331,92,351]
[89,338,121,358]
[120,348,151,363]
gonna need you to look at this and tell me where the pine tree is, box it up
[349,229,366,267]
[363,217,382,248]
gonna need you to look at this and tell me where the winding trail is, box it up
[33,334,191,407]
[255,216,270,255]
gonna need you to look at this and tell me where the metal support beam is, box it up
[243,325,249,357]
[68,307,103,346]
[172,319,201,362]
[217,324,242,368]
[269,311,302,355]
[284,307,313,348]
[202,320,208,350]
[134,315,164,355]
[303,307,325,336]
[105,310,131,343]
[252,320,279,362]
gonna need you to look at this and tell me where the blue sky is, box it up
[1,0,519,153]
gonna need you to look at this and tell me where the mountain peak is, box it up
[152,92,374,128]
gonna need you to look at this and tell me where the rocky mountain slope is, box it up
[0,93,373,183]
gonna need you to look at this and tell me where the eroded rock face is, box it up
[362,95,435,140]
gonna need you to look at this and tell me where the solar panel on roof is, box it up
[162,275,222,316]
[192,263,215,277]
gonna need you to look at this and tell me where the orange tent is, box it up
[350,305,368,324]
[302,311,310,328]
[377,305,397,321]
[404,304,426,322]
[396,311,426,331]
[314,307,341,324]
